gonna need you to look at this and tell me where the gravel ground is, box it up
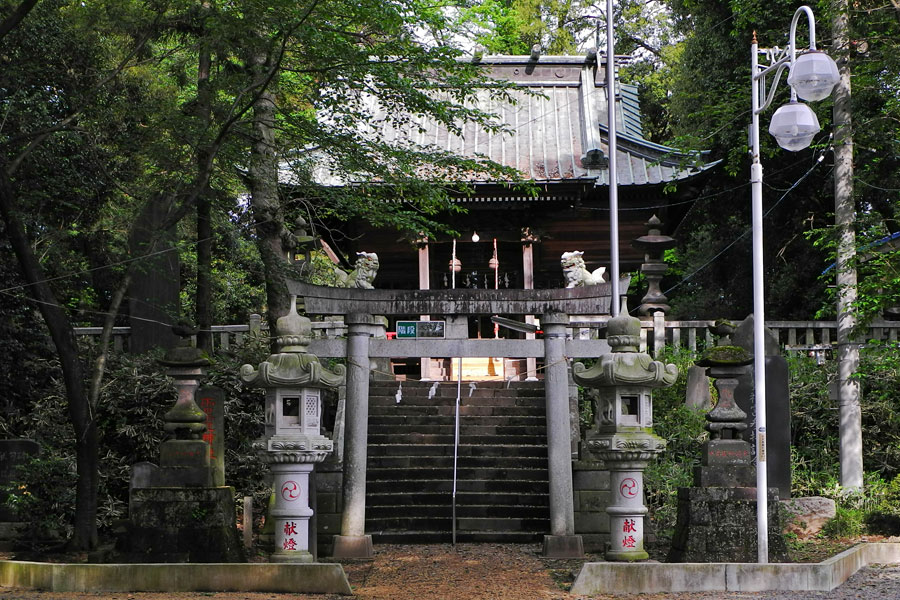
[2,543,900,599]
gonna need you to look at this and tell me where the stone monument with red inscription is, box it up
[117,324,245,563]
[667,320,787,563]
[242,296,345,563]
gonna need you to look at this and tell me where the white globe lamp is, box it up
[787,51,840,102]
[768,101,820,151]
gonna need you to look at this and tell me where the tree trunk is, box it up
[247,50,291,337]
[832,0,863,491]
[196,37,214,353]
[0,168,98,549]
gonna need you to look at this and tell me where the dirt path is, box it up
[4,543,900,600]
[0,544,580,600]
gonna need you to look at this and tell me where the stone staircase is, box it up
[366,379,550,543]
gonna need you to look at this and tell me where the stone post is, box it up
[573,310,677,561]
[241,296,344,563]
[541,312,583,558]
[333,312,375,559]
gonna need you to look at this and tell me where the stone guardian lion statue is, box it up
[561,251,606,287]
[335,252,379,289]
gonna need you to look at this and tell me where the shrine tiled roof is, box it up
[365,54,718,187]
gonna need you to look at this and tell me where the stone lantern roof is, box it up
[572,310,677,388]
[240,297,346,389]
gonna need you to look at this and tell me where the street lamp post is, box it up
[750,5,839,563]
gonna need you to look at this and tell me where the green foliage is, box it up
[2,454,78,544]
[643,349,709,540]
[0,340,271,540]
[822,505,866,538]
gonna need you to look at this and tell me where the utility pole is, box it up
[832,0,863,490]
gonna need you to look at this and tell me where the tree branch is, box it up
[0,0,38,42]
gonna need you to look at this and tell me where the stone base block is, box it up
[667,487,787,563]
[331,534,374,560]
[116,486,246,563]
[579,533,610,553]
[160,440,211,469]
[270,550,314,563]
[542,534,584,558]
[606,547,649,562]
[131,461,211,489]
[693,464,756,488]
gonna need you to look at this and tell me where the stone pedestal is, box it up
[0,439,39,522]
[573,461,611,552]
[117,487,246,563]
[667,487,787,563]
[270,463,315,562]
[0,439,39,549]
[605,460,652,561]
[667,323,788,563]
[332,534,375,560]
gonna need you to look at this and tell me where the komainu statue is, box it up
[335,252,379,289]
[561,251,606,287]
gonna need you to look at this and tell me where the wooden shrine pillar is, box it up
[523,228,538,381]
[417,237,433,380]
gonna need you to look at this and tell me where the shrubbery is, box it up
[1,337,272,543]
[632,341,900,545]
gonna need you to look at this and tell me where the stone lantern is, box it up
[573,308,677,561]
[156,323,212,486]
[632,215,676,316]
[242,296,346,563]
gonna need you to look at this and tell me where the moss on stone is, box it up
[696,345,752,367]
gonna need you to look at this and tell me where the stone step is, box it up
[368,531,544,544]
[366,491,549,507]
[369,381,544,391]
[366,478,549,494]
[369,414,545,427]
[367,424,547,437]
[369,394,545,407]
[366,504,549,519]
[367,466,548,481]
[363,380,548,542]
[368,405,545,417]
[367,433,545,446]
[365,515,550,532]
[367,444,547,458]
[367,455,548,469]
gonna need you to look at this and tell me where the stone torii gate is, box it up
[288,279,627,559]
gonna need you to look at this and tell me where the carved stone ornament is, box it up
[586,433,666,456]
[261,451,332,464]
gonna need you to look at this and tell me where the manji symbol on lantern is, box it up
[242,296,346,563]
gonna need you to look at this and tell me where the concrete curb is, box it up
[569,542,900,595]
[0,560,353,594]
